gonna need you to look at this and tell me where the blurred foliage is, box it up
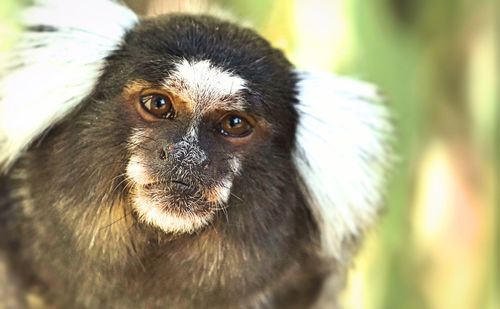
[0,0,22,51]
[0,0,497,308]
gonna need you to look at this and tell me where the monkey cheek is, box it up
[126,155,155,186]
[203,177,234,204]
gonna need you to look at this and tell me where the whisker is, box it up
[99,209,134,231]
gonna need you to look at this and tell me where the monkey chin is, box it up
[132,188,215,235]
[131,183,228,235]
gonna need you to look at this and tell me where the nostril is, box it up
[159,149,167,161]
[160,144,175,161]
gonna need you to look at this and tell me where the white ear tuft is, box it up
[293,71,393,258]
[0,0,138,171]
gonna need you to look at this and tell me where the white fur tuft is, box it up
[164,59,247,113]
[293,71,393,258]
[0,0,138,171]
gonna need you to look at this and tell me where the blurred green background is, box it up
[1,0,498,308]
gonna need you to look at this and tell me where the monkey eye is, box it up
[217,114,253,138]
[139,94,175,119]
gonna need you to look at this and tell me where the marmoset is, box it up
[0,0,392,308]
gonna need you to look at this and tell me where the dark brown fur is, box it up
[0,14,354,308]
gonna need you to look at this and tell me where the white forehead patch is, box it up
[165,59,247,112]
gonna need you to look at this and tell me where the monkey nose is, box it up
[159,143,208,167]
[159,149,167,160]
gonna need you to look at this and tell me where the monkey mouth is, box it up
[131,179,218,234]
[141,180,205,205]
[143,179,191,192]
[143,179,189,188]
[170,179,191,188]
[125,158,232,234]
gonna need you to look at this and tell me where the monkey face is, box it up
[97,16,299,235]
[122,64,270,234]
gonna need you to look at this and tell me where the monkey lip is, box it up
[138,181,210,213]
[142,180,198,195]
[170,180,191,189]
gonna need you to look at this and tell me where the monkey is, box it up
[0,0,392,308]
